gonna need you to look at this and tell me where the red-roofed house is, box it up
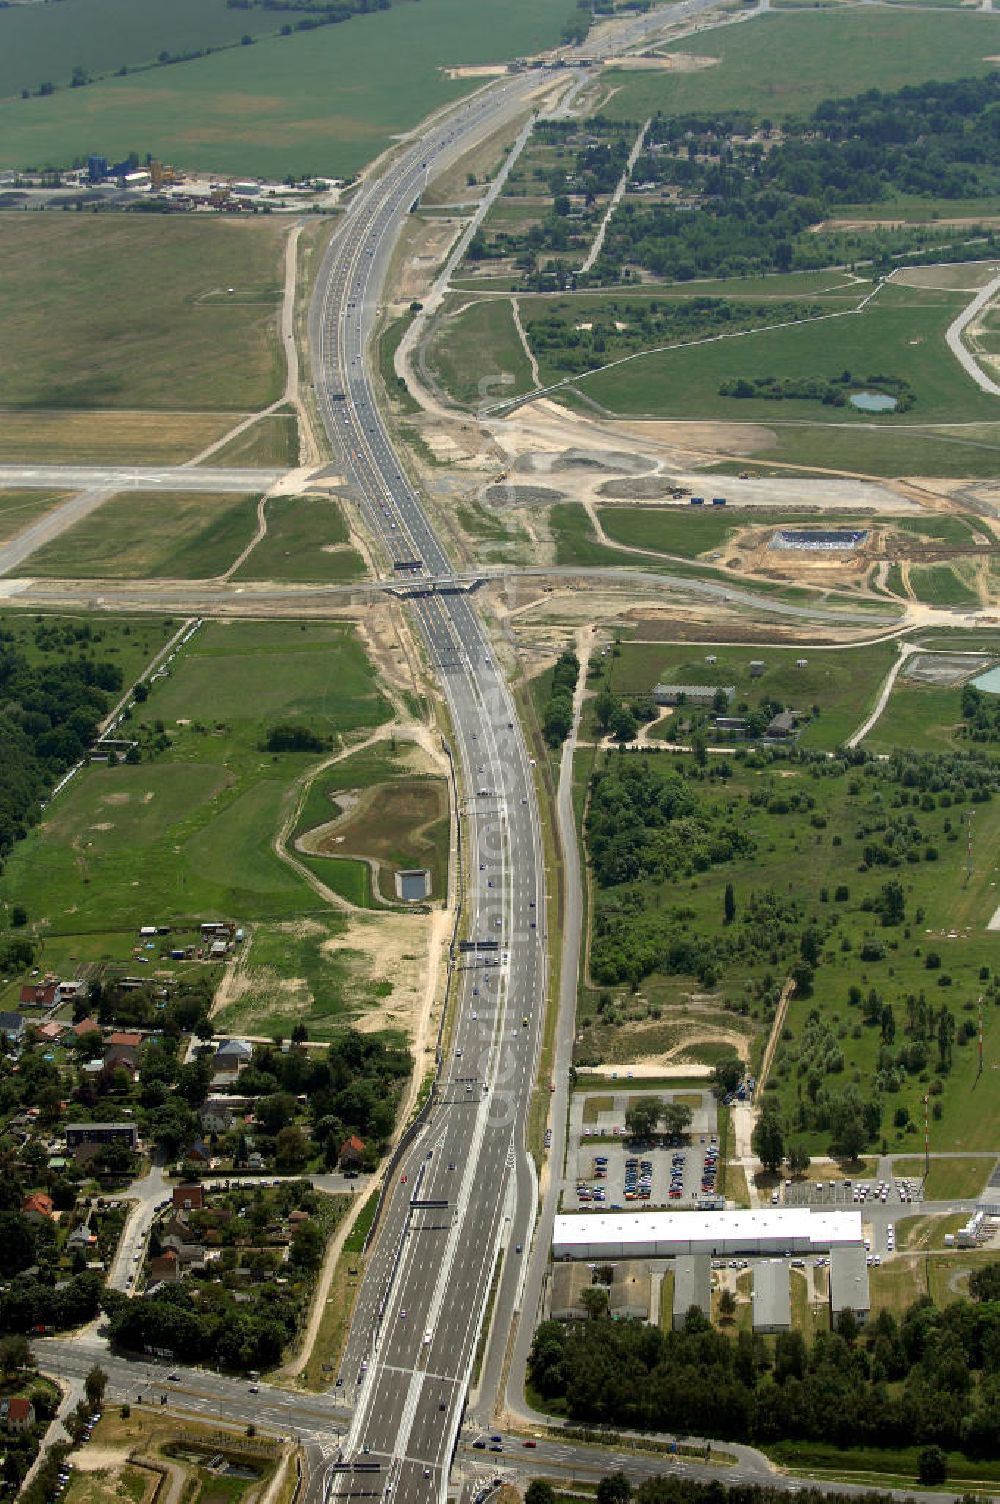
[72,1017,101,1038]
[108,1031,142,1049]
[173,1184,204,1212]
[36,1021,63,1042]
[22,1192,53,1221]
[19,983,57,1008]
[149,1249,180,1284]
[339,1135,366,1171]
[0,1397,35,1430]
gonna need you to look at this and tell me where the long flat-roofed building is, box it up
[753,1259,791,1332]
[673,1253,711,1329]
[553,1208,862,1261]
[829,1243,871,1326]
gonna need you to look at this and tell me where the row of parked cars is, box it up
[625,1155,653,1202]
[701,1141,719,1195]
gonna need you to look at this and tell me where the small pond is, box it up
[972,666,1000,695]
[850,390,898,413]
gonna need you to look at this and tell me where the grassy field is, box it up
[0,215,286,412]
[599,9,1000,120]
[893,1156,995,1199]
[590,637,898,751]
[864,680,969,754]
[710,421,1000,480]
[0,619,392,936]
[0,0,291,100]
[0,411,237,465]
[763,1437,1000,1488]
[0,608,175,681]
[233,495,366,583]
[909,563,981,607]
[596,504,885,562]
[0,489,72,540]
[24,491,260,579]
[425,297,534,408]
[574,285,994,426]
[0,0,581,180]
[204,413,300,469]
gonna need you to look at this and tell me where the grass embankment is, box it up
[425,297,534,408]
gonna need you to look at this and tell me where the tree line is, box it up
[529,1272,1000,1454]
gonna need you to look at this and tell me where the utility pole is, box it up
[923,1092,930,1181]
[966,808,975,882]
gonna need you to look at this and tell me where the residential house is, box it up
[214,1039,253,1074]
[173,1184,204,1213]
[200,1097,237,1134]
[148,1249,181,1283]
[184,1139,211,1165]
[19,983,57,1009]
[766,710,798,738]
[161,1231,207,1270]
[103,1033,141,1075]
[56,980,87,1006]
[22,1192,54,1221]
[65,1122,138,1151]
[339,1134,366,1171]
[36,1021,63,1043]
[0,1012,25,1041]
[0,1397,35,1431]
[72,1017,102,1040]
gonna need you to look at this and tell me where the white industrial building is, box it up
[552,1208,863,1261]
[753,1259,791,1332]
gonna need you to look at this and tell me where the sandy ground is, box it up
[579,1062,713,1079]
[600,52,720,70]
[444,64,509,79]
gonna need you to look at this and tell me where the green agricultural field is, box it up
[573,284,995,427]
[425,298,534,409]
[893,1156,993,1199]
[233,495,366,583]
[0,0,582,180]
[0,490,73,541]
[0,0,289,100]
[891,514,982,545]
[24,491,260,579]
[597,638,898,750]
[909,563,981,607]
[0,214,286,412]
[0,619,392,937]
[599,9,1000,120]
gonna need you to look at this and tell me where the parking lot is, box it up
[565,1089,721,1211]
[782,1174,922,1208]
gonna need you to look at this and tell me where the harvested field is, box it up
[0,411,237,465]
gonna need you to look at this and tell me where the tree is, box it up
[786,1143,810,1176]
[0,1335,30,1376]
[751,1109,784,1173]
[290,1219,324,1271]
[660,1101,692,1139]
[724,882,736,925]
[624,1097,662,1142]
[969,1262,1000,1302]
[718,1288,737,1323]
[581,1285,609,1321]
[597,1474,632,1504]
[918,1446,947,1485]
[84,1365,107,1410]
[712,1056,743,1099]
[877,878,906,927]
[609,704,638,743]
[526,1484,557,1504]
[275,1125,309,1172]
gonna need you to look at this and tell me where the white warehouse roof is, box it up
[553,1207,862,1260]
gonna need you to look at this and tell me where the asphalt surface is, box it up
[0,464,285,492]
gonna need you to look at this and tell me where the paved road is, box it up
[943,271,1000,396]
[0,464,285,493]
